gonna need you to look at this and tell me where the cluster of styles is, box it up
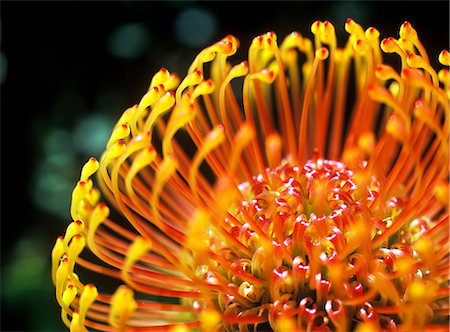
[52,19,449,332]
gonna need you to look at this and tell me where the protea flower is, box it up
[52,19,450,332]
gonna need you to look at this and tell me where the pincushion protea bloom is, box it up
[52,19,450,332]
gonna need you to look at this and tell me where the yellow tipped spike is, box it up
[227,61,249,79]
[63,220,85,248]
[381,37,402,54]
[311,20,323,36]
[190,79,215,101]
[150,67,171,89]
[126,146,157,189]
[56,255,69,298]
[142,90,176,133]
[51,236,65,284]
[109,285,137,331]
[406,53,427,69]
[176,69,203,101]
[84,187,100,207]
[104,140,127,162]
[67,235,85,274]
[80,157,99,182]
[151,154,178,227]
[353,39,370,54]
[312,20,336,45]
[62,284,77,307]
[365,27,380,41]
[315,47,329,60]
[190,125,225,197]
[69,311,81,332]
[78,283,98,327]
[138,86,162,111]
[345,18,365,37]
[70,181,91,221]
[87,203,109,246]
[209,38,236,56]
[399,21,418,42]
[251,69,276,84]
[107,124,130,148]
[280,31,303,51]
[163,73,180,91]
[438,68,450,87]
[123,237,152,279]
[163,103,196,156]
[439,49,450,66]
[375,64,401,81]
[250,32,277,50]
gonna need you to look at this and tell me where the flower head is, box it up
[52,20,449,331]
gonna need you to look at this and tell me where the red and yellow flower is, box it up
[52,19,449,331]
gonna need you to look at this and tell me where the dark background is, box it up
[1,1,449,331]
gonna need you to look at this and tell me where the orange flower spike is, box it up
[86,202,109,250]
[55,254,70,308]
[149,67,171,89]
[106,124,130,149]
[121,236,152,286]
[189,125,225,203]
[407,53,439,87]
[438,49,450,67]
[143,90,176,133]
[128,86,163,136]
[345,18,365,38]
[124,145,157,200]
[69,311,81,332]
[52,20,449,331]
[218,60,248,142]
[108,285,137,331]
[298,47,328,162]
[150,153,178,229]
[381,36,408,69]
[70,180,91,221]
[311,21,338,155]
[188,35,238,75]
[66,234,86,282]
[400,21,431,63]
[62,220,85,249]
[61,283,77,313]
[246,34,278,134]
[162,100,196,156]
[175,69,203,102]
[78,284,99,330]
[51,236,65,284]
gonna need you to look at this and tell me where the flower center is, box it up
[212,158,412,330]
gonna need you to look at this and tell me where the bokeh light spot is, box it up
[107,22,150,59]
[72,113,115,157]
[174,7,217,47]
[30,129,76,218]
